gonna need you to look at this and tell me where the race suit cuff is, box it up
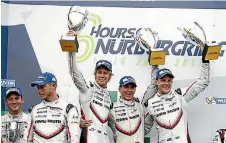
[202,44,210,63]
[202,58,210,63]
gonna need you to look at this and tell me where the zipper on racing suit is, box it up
[101,88,104,143]
[162,98,174,143]
[126,103,132,142]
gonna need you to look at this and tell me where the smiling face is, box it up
[119,83,136,101]
[5,93,24,115]
[156,75,173,94]
[95,67,112,88]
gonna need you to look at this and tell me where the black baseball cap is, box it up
[5,87,23,98]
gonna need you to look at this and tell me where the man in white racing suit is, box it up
[142,45,210,143]
[67,30,113,143]
[23,72,80,143]
[213,129,226,143]
[1,87,28,143]
[108,76,152,143]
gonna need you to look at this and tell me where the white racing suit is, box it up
[142,61,210,143]
[69,53,111,143]
[1,112,28,143]
[23,98,80,143]
[109,97,152,143]
[213,129,226,143]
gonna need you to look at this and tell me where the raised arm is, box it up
[66,31,89,94]
[141,65,159,105]
[142,103,154,135]
[177,59,210,103]
[144,114,154,136]
[68,51,89,94]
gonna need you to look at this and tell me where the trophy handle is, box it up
[177,22,221,60]
[133,28,158,50]
[152,31,159,49]
[67,6,81,31]
[132,28,166,65]
[177,27,187,38]
[177,22,206,45]
[67,5,89,32]
[177,26,202,45]
[194,22,207,43]
[133,28,141,41]
[68,6,73,15]
[67,7,73,30]
[145,28,158,49]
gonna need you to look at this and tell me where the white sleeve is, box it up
[67,105,81,143]
[141,65,158,105]
[179,62,210,103]
[23,107,35,143]
[68,52,89,94]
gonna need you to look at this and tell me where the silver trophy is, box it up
[134,28,166,65]
[6,122,21,143]
[178,22,222,60]
[60,5,89,52]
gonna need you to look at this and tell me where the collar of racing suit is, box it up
[119,97,135,106]
[156,91,173,98]
[8,111,23,119]
[94,81,108,90]
[42,95,60,106]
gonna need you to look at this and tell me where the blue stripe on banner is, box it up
[1,25,42,112]
[6,24,42,111]
[1,26,9,112]
[3,1,226,9]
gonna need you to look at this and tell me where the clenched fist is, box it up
[80,118,93,128]
[66,30,77,37]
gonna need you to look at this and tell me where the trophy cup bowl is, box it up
[60,5,89,52]
[134,28,166,65]
[178,22,222,60]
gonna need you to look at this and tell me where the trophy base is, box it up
[203,44,222,60]
[59,36,79,52]
[148,50,166,65]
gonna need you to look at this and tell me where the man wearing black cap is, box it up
[141,56,210,142]
[1,87,28,143]
[108,76,152,143]
[23,72,80,143]
[66,30,113,143]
